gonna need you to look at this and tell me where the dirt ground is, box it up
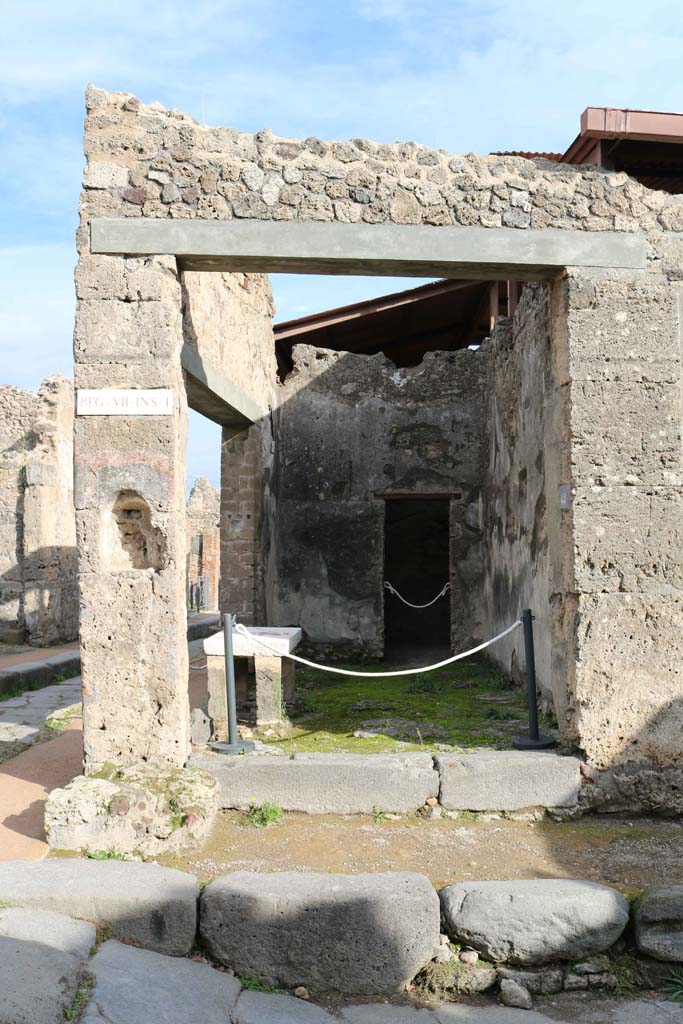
[159,810,683,892]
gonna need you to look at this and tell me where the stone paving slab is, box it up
[233,991,336,1023]
[0,858,198,955]
[0,677,83,761]
[0,907,95,1024]
[436,751,581,811]
[341,1006,436,1022]
[192,751,439,813]
[82,940,241,1024]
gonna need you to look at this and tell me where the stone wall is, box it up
[182,271,276,419]
[76,85,683,772]
[482,284,569,714]
[186,477,220,611]
[0,376,77,646]
[271,345,487,657]
[81,86,683,238]
[562,267,683,770]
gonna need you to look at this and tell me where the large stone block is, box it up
[440,879,629,964]
[436,752,581,811]
[45,763,219,857]
[200,871,440,993]
[635,885,683,961]
[191,751,438,813]
[0,859,198,956]
[0,907,96,1024]
[82,940,242,1024]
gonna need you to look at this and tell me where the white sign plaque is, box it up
[76,389,174,416]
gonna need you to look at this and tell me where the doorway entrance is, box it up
[383,498,450,658]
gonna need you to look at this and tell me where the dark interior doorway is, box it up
[383,498,451,657]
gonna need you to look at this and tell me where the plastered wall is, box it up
[270,345,488,657]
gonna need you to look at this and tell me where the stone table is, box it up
[204,625,302,732]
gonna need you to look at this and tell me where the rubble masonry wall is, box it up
[0,377,77,647]
[272,345,488,658]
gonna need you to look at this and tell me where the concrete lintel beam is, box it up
[181,344,261,426]
[91,220,646,280]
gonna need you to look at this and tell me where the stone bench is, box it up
[204,625,302,732]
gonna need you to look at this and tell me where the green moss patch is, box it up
[261,658,542,753]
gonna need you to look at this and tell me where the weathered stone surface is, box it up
[73,85,683,801]
[497,966,563,994]
[272,344,487,657]
[0,859,198,955]
[45,762,219,856]
[200,870,440,993]
[341,1007,435,1023]
[192,751,438,813]
[499,978,534,1009]
[0,376,77,647]
[635,885,683,961]
[233,991,335,1023]
[190,707,213,747]
[82,940,241,1023]
[436,752,581,811]
[0,908,95,1024]
[440,880,629,964]
[435,1009,557,1023]
[450,963,497,994]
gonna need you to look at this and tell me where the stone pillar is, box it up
[220,425,260,623]
[253,656,290,725]
[74,252,190,771]
[563,267,683,769]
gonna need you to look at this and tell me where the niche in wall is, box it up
[105,491,166,571]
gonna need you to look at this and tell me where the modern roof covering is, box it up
[273,278,501,375]
[496,106,683,194]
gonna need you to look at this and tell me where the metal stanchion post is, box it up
[211,613,255,755]
[514,609,556,750]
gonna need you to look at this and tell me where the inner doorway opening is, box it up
[383,497,451,661]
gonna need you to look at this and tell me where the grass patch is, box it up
[0,671,75,703]
[64,974,94,1020]
[87,851,125,861]
[239,976,281,993]
[245,801,284,828]
[663,970,683,1002]
[263,656,541,754]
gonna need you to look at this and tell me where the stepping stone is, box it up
[635,884,683,961]
[0,907,96,1024]
[0,858,198,955]
[435,1007,558,1023]
[233,991,336,1023]
[341,1006,436,1022]
[440,879,629,965]
[201,870,440,994]
[82,940,241,1023]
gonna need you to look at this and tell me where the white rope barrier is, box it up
[383,580,450,609]
[234,619,522,678]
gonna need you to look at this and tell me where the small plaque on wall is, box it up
[76,389,174,416]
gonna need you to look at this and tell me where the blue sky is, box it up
[2,0,682,487]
